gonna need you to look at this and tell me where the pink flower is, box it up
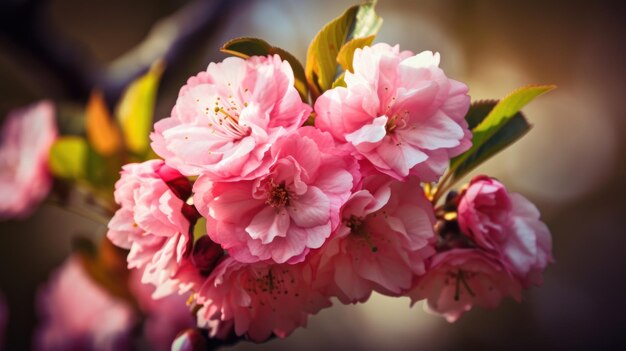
[314,43,471,181]
[315,176,436,303]
[195,257,331,342]
[458,176,553,286]
[408,249,522,322]
[194,127,357,264]
[0,101,57,220]
[129,269,196,351]
[34,256,136,351]
[107,160,204,297]
[151,55,311,180]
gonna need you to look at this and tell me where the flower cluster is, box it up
[408,176,553,321]
[107,43,553,342]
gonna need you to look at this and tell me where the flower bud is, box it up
[191,236,223,275]
[171,328,207,351]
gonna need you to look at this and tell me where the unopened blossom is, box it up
[315,43,471,181]
[151,55,311,180]
[107,160,206,297]
[457,176,553,286]
[408,249,522,322]
[195,257,331,342]
[194,127,357,264]
[171,329,209,351]
[0,101,57,220]
[34,256,136,351]
[316,176,436,303]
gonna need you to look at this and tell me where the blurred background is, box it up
[1,0,625,350]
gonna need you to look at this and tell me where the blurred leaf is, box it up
[74,236,136,307]
[116,61,164,156]
[449,85,555,180]
[305,1,382,99]
[221,37,308,101]
[86,90,122,156]
[49,136,120,204]
[48,136,88,179]
[350,0,383,39]
[336,35,375,72]
[332,72,346,88]
[84,144,120,201]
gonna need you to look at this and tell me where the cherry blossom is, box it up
[194,127,357,264]
[315,43,471,181]
[151,55,311,181]
[0,101,57,220]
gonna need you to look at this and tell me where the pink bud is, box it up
[171,328,207,351]
[191,236,223,275]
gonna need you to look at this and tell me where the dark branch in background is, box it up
[0,0,242,105]
[102,0,241,104]
[0,0,100,101]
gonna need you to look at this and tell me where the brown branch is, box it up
[0,0,244,105]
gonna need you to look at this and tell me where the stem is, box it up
[45,199,110,226]
[431,171,454,205]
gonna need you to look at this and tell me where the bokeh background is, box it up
[1,0,625,350]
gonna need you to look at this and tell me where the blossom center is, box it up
[242,268,301,312]
[346,215,378,252]
[446,269,476,301]
[205,96,251,140]
[265,180,290,208]
[384,110,409,133]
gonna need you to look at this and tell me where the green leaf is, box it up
[449,85,555,179]
[305,1,382,99]
[48,136,89,179]
[221,37,308,101]
[337,35,375,72]
[453,108,532,181]
[193,217,207,243]
[351,0,383,39]
[332,72,346,88]
[465,100,498,130]
[49,136,120,203]
[84,145,120,201]
[116,61,164,156]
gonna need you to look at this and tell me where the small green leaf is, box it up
[305,1,382,100]
[84,145,120,200]
[453,110,532,181]
[332,72,346,88]
[49,136,120,203]
[221,37,308,101]
[193,217,207,243]
[221,37,274,57]
[449,85,555,179]
[337,35,375,72]
[351,0,383,39]
[48,136,89,179]
[116,61,164,156]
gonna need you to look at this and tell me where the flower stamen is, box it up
[266,180,290,208]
